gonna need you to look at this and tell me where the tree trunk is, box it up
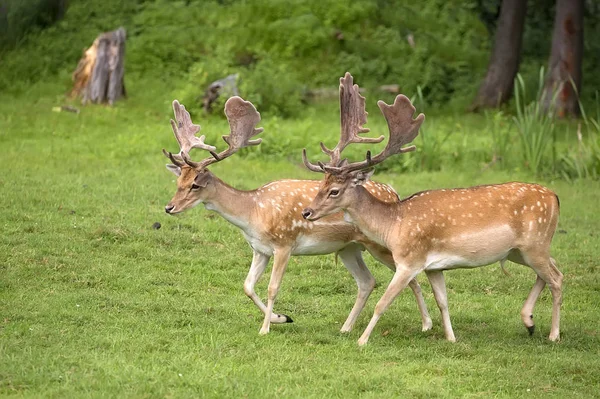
[471,0,527,111]
[70,27,126,105]
[541,0,584,117]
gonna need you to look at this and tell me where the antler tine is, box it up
[171,100,217,156]
[302,148,325,173]
[323,94,424,174]
[162,148,185,167]
[205,96,264,164]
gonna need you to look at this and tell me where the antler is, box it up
[163,97,263,170]
[209,96,263,163]
[303,72,384,172]
[321,94,425,174]
[163,100,217,167]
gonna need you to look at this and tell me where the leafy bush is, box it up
[0,0,490,113]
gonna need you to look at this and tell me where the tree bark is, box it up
[541,0,584,117]
[70,27,126,105]
[471,0,527,111]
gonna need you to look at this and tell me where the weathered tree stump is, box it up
[70,27,126,105]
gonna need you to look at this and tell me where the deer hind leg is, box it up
[243,250,290,325]
[337,244,376,333]
[511,250,563,341]
[357,264,417,346]
[259,247,293,335]
[520,275,545,336]
[425,270,456,342]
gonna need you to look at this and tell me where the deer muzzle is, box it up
[301,208,314,220]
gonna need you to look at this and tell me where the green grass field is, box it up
[1,79,599,398]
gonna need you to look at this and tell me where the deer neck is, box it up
[342,185,401,247]
[203,176,255,231]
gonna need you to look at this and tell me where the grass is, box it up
[1,78,600,398]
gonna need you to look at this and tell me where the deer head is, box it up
[301,73,424,221]
[163,97,263,214]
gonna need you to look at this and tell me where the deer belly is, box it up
[293,236,347,255]
[424,224,516,271]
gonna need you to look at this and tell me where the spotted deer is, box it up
[162,97,432,335]
[302,73,563,345]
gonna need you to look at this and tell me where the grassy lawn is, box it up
[1,79,599,398]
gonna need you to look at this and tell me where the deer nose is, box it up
[165,205,175,214]
[302,208,313,220]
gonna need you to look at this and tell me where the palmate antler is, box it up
[163,97,263,170]
[302,72,384,172]
[322,95,425,174]
[303,73,424,175]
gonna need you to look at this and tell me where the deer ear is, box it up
[194,171,212,187]
[351,169,374,186]
[166,164,181,176]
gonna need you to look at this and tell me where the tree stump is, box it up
[70,27,126,105]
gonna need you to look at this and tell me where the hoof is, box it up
[282,314,294,323]
[527,325,535,336]
[422,319,433,332]
[549,332,560,342]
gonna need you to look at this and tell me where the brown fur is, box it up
[305,176,563,345]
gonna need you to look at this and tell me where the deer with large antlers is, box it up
[162,96,433,335]
[302,73,563,346]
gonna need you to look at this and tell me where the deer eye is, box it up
[191,183,201,190]
[328,189,340,197]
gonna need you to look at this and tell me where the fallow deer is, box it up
[302,73,563,345]
[162,96,432,335]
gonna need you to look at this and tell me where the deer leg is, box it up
[337,244,376,333]
[513,251,563,341]
[520,276,545,336]
[407,278,433,331]
[425,270,456,342]
[547,257,563,341]
[243,250,290,324]
[527,256,562,341]
[259,247,293,335]
[357,265,416,346]
[363,242,432,332]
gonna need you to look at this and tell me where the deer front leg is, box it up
[337,244,376,333]
[363,242,432,331]
[259,247,293,335]
[425,270,456,342]
[407,278,433,332]
[243,250,291,324]
[358,264,417,346]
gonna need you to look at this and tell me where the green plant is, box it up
[557,92,600,180]
[484,109,513,169]
[412,86,455,171]
[513,68,557,177]
[557,124,600,181]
